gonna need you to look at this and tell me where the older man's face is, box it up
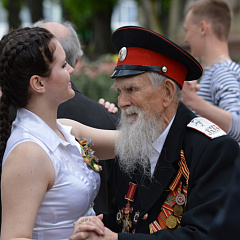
[114,72,164,123]
[113,73,165,177]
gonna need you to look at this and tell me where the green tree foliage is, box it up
[62,0,117,30]
[71,72,118,106]
[71,53,118,105]
[62,0,118,59]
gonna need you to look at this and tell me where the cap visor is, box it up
[111,69,145,79]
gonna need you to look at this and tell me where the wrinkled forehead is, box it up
[113,72,152,90]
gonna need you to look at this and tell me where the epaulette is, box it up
[187,117,226,139]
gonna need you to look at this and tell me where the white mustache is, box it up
[122,106,141,116]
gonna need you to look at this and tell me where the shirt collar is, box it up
[14,108,75,152]
[152,114,176,154]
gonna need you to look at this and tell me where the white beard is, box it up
[115,106,162,178]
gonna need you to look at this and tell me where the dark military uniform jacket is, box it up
[103,102,240,240]
[208,142,240,239]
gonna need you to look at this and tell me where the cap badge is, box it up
[119,47,127,62]
[161,66,168,73]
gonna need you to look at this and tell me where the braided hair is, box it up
[0,27,56,162]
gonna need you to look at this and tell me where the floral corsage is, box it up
[76,138,102,173]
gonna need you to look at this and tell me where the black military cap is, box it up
[110,26,203,88]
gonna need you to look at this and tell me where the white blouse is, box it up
[2,108,100,239]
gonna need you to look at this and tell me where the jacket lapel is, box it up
[136,103,195,215]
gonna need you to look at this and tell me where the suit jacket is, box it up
[57,82,119,213]
[207,147,240,239]
[103,102,240,240]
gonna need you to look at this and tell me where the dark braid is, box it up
[0,27,55,162]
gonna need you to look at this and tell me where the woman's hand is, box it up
[98,98,118,113]
[71,215,105,238]
[69,214,118,240]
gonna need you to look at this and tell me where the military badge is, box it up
[119,47,127,62]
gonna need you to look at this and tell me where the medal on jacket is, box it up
[116,182,137,233]
[149,150,189,233]
[76,138,102,172]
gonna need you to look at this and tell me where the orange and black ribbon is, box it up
[149,150,189,233]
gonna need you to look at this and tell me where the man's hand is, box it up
[70,227,118,240]
[72,215,105,236]
[182,80,201,109]
[98,98,118,113]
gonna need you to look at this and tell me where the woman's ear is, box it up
[162,79,176,107]
[29,75,46,93]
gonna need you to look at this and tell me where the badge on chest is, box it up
[116,182,140,233]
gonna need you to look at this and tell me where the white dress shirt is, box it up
[3,108,100,239]
[148,116,175,176]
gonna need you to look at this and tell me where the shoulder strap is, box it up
[187,117,226,139]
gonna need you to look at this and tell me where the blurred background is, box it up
[0,0,239,105]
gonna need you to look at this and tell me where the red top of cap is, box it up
[111,26,203,88]
[116,47,188,88]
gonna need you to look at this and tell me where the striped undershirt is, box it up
[197,60,240,145]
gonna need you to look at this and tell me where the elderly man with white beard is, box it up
[70,26,240,240]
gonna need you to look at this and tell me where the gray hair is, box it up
[33,20,83,67]
[146,72,182,102]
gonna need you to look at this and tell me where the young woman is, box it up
[0,27,116,240]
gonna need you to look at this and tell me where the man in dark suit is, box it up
[207,152,240,239]
[70,26,240,240]
[34,20,119,213]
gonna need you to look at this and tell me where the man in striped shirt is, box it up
[182,0,240,145]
